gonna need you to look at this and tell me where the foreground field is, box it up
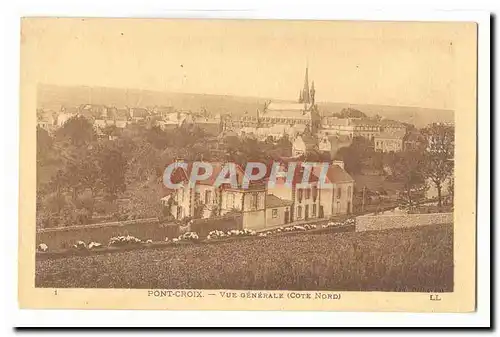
[36,224,453,292]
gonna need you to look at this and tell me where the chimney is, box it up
[332,160,345,170]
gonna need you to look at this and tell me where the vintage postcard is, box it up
[19,18,477,312]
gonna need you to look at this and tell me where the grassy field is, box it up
[36,224,453,292]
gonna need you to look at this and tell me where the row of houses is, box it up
[37,104,225,139]
[160,159,354,231]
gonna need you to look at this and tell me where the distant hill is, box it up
[37,84,454,128]
[317,102,454,128]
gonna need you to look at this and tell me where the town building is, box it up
[320,117,355,138]
[319,116,406,144]
[374,130,406,152]
[292,134,318,157]
[226,67,321,135]
[37,109,57,132]
[403,129,427,151]
[313,161,355,217]
[259,67,321,131]
[78,104,109,119]
[190,115,223,137]
[318,135,352,160]
[56,110,77,127]
[161,159,355,231]
[161,162,267,230]
[129,107,150,121]
[351,118,383,141]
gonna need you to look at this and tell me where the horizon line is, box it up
[37,82,455,113]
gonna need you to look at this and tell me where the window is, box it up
[312,204,317,217]
[227,193,234,209]
[205,190,212,204]
[297,189,303,202]
[252,193,258,210]
[337,187,342,199]
[195,192,200,204]
[305,188,311,199]
[347,186,352,199]
[297,206,302,219]
[272,209,278,218]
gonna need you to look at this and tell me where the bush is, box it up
[108,235,143,247]
[88,242,102,249]
[72,240,87,250]
[177,232,199,242]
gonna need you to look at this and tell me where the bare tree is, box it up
[421,123,454,209]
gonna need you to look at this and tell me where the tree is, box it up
[55,115,96,147]
[96,143,128,201]
[145,125,169,149]
[421,124,454,209]
[78,156,102,198]
[334,137,374,175]
[102,125,120,139]
[390,150,427,209]
[332,108,367,119]
[36,126,53,164]
[47,169,68,214]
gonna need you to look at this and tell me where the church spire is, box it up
[302,66,310,104]
[310,80,316,105]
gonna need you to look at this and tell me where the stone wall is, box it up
[356,213,453,232]
[37,218,179,250]
[190,213,243,237]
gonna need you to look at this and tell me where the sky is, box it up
[22,18,459,110]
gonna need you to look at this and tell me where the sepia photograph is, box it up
[18,17,478,312]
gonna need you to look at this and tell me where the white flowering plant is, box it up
[88,242,102,249]
[72,240,87,250]
[108,235,143,247]
[177,231,200,242]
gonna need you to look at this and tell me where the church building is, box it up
[258,67,321,133]
[228,67,322,134]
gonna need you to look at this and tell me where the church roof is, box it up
[266,102,313,111]
[262,103,312,120]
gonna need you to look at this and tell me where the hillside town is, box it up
[36,67,455,233]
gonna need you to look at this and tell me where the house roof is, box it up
[295,134,317,148]
[266,160,320,186]
[193,116,220,124]
[130,107,149,118]
[287,124,307,135]
[165,161,265,189]
[115,109,130,120]
[404,130,425,142]
[350,118,380,126]
[195,122,221,136]
[379,119,405,127]
[322,117,350,126]
[266,194,293,208]
[312,164,354,184]
[375,130,406,140]
[60,106,79,114]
